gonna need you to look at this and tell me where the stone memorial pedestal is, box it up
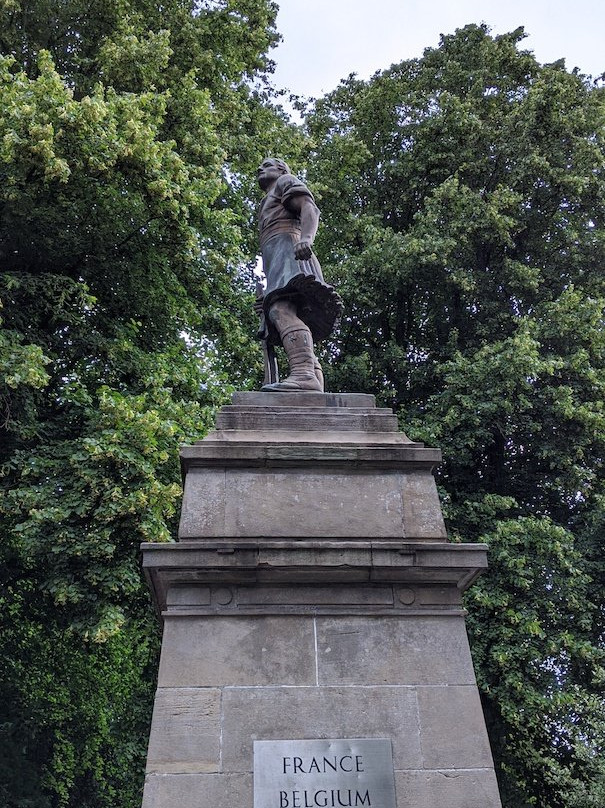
[141,392,502,808]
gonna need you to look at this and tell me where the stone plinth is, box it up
[179,392,446,541]
[141,393,502,808]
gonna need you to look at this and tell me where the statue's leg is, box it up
[261,300,324,392]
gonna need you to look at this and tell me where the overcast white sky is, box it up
[270,0,605,102]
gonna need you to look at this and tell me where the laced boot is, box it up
[262,326,323,392]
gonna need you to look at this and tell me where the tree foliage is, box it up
[305,24,605,808]
[0,1,300,805]
[4,12,605,807]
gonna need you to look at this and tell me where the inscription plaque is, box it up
[254,739,397,808]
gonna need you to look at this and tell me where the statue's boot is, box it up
[262,326,323,392]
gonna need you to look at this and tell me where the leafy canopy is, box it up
[306,24,605,808]
[0,2,301,806]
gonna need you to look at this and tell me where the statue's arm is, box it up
[287,193,319,260]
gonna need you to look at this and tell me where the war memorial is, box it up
[139,159,503,808]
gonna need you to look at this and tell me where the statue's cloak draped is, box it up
[258,173,341,347]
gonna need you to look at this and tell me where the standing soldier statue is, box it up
[256,158,342,392]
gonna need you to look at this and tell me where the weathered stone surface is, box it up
[221,686,423,773]
[178,393,445,541]
[417,686,495,769]
[214,406,401,434]
[179,469,225,537]
[165,585,212,607]
[141,390,501,808]
[146,688,220,773]
[179,467,447,539]
[394,769,502,808]
[316,616,477,686]
[414,585,462,606]
[208,427,409,444]
[142,773,251,808]
[401,471,447,539]
[206,392,413,447]
[236,583,395,607]
[181,468,406,538]
[180,441,441,468]
[255,545,373,573]
[231,392,376,408]
[142,542,488,615]
[224,469,405,538]
[157,615,315,687]
[159,580,470,615]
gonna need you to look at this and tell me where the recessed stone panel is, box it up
[237,584,394,606]
[223,468,405,538]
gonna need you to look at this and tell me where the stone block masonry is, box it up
[141,392,502,808]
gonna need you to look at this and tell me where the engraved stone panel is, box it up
[254,739,397,808]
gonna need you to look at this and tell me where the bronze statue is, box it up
[256,158,341,392]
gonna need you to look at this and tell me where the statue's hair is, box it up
[269,157,291,175]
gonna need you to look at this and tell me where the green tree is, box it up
[0,2,301,805]
[306,24,605,808]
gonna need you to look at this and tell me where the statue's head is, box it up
[257,157,291,190]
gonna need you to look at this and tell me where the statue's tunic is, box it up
[258,173,341,347]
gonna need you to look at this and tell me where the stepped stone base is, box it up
[141,392,502,808]
[178,392,446,541]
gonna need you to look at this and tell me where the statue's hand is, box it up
[294,240,312,261]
